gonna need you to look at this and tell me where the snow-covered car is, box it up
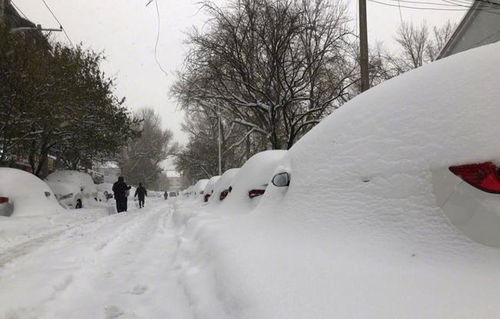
[0,168,62,217]
[202,176,221,202]
[220,150,286,213]
[46,170,99,209]
[209,168,240,204]
[96,182,114,201]
[168,191,177,198]
[192,179,209,197]
[252,43,500,317]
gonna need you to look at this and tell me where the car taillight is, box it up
[220,190,229,201]
[204,194,211,202]
[248,189,265,198]
[0,197,9,204]
[449,162,500,193]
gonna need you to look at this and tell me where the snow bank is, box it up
[0,168,63,217]
[174,42,500,318]
[202,176,220,201]
[207,168,240,207]
[220,150,286,214]
[191,179,209,199]
[46,171,98,196]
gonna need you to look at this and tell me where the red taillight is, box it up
[220,190,229,201]
[449,162,500,193]
[248,189,265,198]
[0,197,9,204]
[204,194,211,202]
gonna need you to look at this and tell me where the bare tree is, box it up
[388,20,456,74]
[172,0,356,150]
[118,108,177,186]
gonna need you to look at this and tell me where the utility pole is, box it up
[359,0,370,92]
[217,106,222,176]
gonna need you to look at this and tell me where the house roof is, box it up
[4,3,36,29]
[438,0,500,59]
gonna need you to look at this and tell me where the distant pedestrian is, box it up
[112,176,131,213]
[164,191,168,200]
[135,183,148,208]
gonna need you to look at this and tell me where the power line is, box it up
[385,0,472,7]
[368,0,499,11]
[154,0,169,78]
[40,0,74,47]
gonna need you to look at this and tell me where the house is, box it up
[0,0,36,29]
[438,0,500,59]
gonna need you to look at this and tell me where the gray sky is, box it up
[15,0,465,145]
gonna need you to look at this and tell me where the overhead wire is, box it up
[368,0,500,13]
[11,1,29,20]
[40,0,74,47]
[154,0,169,77]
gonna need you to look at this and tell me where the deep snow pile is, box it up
[46,170,102,208]
[193,179,209,196]
[218,150,286,214]
[172,42,500,319]
[207,168,240,208]
[202,176,220,201]
[0,168,63,217]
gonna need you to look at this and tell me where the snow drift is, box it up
[0,168,63,217]
[176,42,500,319]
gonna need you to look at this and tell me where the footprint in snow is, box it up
[130,284,148,295]
[105,305,124,319]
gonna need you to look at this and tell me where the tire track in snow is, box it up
[0,202,175,318]
[36,201,195,319]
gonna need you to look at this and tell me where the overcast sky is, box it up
[15,0,465,145]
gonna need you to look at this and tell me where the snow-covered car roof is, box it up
[208,168,240,206]
[0,168,63,216]
[250,42,500,318]
[46,170,98,195]
[202,176,221,197]
[193,179,209,195]
[221,150,286,213]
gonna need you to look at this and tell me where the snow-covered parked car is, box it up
[209,168,240,204]
[0,168,62,217]
[46,170,99,209]
[248,43,500,317]
[96,182,114,201]
[193,179,209,197]
[220,150,286,213]
[203,176,220,202]
[168,191,177,198]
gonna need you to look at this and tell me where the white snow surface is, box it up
[202,176,221,198]
[0,168,63,217]
[46,170,98,196]
[3,44,500,318]
[192,179,209,195]
[207,168,240,207]
[219,150,286,214]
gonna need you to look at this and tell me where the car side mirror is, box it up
[272,172,290,187]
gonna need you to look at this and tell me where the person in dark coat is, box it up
[112,176,131,213]
[164,191,168,200]
[135,183,148,208]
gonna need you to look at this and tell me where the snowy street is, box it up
[0,200,198,319]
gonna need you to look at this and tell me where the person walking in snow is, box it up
[135,183,148,208]
[112,176,131,213]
